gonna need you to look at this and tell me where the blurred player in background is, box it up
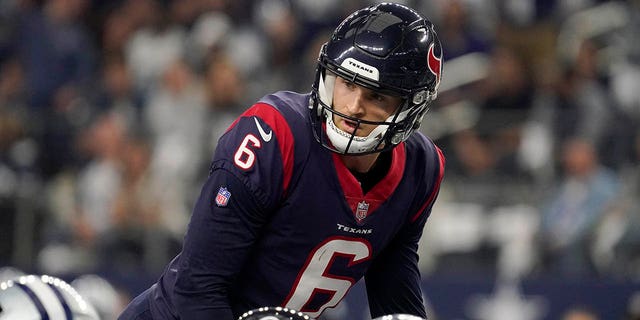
[119,2,444,320]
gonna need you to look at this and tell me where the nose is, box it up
[345,89,366,116]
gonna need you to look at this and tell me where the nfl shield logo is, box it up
[215,187,231,207]
[355,201,369,223]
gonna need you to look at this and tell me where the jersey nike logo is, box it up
[254,116,272,142]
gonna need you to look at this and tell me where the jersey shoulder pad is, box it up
[212,92,311,206]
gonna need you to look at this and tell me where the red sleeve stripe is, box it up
[410,145,445,223]
[234,103,295,196]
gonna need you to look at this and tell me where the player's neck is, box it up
[340,153,380,173]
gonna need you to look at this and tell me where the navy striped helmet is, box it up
[0,275,100,320]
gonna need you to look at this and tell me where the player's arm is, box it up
[172,103,294,319]
[172,166,268,320]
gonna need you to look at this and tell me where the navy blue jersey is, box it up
[145,91,445,320]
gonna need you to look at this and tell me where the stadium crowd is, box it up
[0,0,639,319]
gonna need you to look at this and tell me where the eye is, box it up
[370,93,385,102]
[344,81,356,89]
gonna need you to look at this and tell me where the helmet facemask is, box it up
[308,3,442,155]
[310,52,434,155]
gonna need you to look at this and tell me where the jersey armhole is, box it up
[410,145,445,223]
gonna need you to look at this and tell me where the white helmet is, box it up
[0,274,100,320]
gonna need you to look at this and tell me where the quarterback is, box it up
[119,2,445,320]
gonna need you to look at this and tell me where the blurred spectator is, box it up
[143,59,206,237]
[75,111,127,245]
[93,54,144,125]
[11,0,99,179]
[184,11,232,70]
[100,6,136,57]
[0,107,27,265]
[168,0,225,27]
[251,0,306,93]
[15,0,95,109]
[37,110,127,274]
[124,0,186,93]
[0,59,26,111]
[476,46,534,177]
[203,52,245,153]
[560,305,599,320]
[99,133,181,273]
[552,40,615,165]
[592,131,640,278]
[626,292,640,320]
[438,0,491,60]
[446,128,500,205]
[0,57,42,267]
[443,46,535,208]
[539,138,619,277]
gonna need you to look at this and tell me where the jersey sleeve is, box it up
[172,103,296,319]
[173,167,266,319]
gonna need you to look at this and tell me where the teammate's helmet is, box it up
[372,314,426,320]
[238,307,310,320]
[310,2,443,155]
[0,274,101,320]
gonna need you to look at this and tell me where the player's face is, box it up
[332,76,402,137]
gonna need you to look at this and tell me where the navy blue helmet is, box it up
[310,2,443,155]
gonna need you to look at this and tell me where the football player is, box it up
[0,274,101,320]
[119,2,444,320]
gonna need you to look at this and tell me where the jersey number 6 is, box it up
[234,134,262,169]
[282,237,372,318]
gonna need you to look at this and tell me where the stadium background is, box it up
[0,0,639,319]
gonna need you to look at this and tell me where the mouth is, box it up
[340,119,359,135]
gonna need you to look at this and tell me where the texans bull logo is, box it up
[427,43,442,88]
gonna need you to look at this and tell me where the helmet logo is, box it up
[427,44,442,87]
[342,58,380,81]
